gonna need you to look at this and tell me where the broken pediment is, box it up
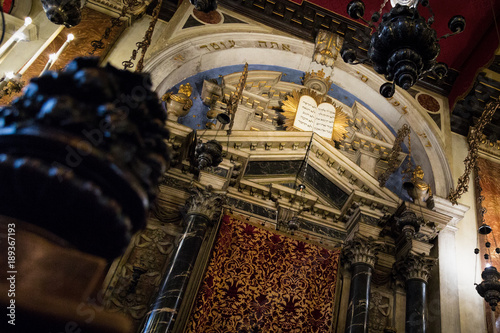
[200,69,407,179]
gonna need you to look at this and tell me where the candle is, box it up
[0,17,32,60]
[39,53,58,77]
[38,34,75,77]
[54,34,74,59]
[18,26,64,76]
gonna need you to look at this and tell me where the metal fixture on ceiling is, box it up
[191,63,248,172]
[340,0,465,98]
[193,139,224,170]
[40,0,85,28]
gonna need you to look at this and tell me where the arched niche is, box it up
[144,30,453,198]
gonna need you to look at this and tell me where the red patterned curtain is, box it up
[186,214,341,333]
[477,158,500,332]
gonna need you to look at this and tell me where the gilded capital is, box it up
[185,186,225,221]
[343,235,383,268]
[396,253,436,283]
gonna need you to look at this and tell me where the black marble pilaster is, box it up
[345,263,373,333]
[405,279,427,333]
[140,213,209,333]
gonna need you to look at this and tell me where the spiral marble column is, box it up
[343,236,382,333]
[397,253,436,333]
[140,186,224,333]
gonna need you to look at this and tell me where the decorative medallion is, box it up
[193,8,222,24]
[417,93,440,112]
[282,88,349,142]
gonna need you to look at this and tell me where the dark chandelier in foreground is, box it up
[341,0,465,98]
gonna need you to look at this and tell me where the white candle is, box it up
[54,34,74,60]
[0,17,32,60]
[39,53,58,77]
[18,26,64,76]
[38,34,75,77]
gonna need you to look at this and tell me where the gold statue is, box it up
[162,83,193,120]
[177,83,193,98]
[406,165,432,203]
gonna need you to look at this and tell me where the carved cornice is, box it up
[395,253,436,283]
[478,136,500,161]
[343,235,383,268]
[185,185,226,221]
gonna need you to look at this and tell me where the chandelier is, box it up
[341,0,465,98]
[41,0,85,28]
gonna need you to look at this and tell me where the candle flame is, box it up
[5,72,14,80]
[67,34,75,41]
[49,53,58,61]
[24,17,32,26]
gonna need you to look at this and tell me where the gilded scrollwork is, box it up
[448,101,499,204]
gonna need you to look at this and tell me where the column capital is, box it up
[343,235,383,268]
[185,185,225,221]
[396,253,436,283]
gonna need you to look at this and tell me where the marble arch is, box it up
[144,29,453,198]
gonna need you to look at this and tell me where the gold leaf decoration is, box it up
[332,107,349,141]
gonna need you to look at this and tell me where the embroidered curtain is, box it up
[186,214,341,333]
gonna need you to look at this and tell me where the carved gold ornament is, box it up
[282,88,349,142]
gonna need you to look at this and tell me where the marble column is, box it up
[140,186,224,333]
[343,236,382,333]
[397,253,435,333]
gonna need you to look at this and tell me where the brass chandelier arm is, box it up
[378,124,411,187]
[227,63,249,133]
[448,101,499,205]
